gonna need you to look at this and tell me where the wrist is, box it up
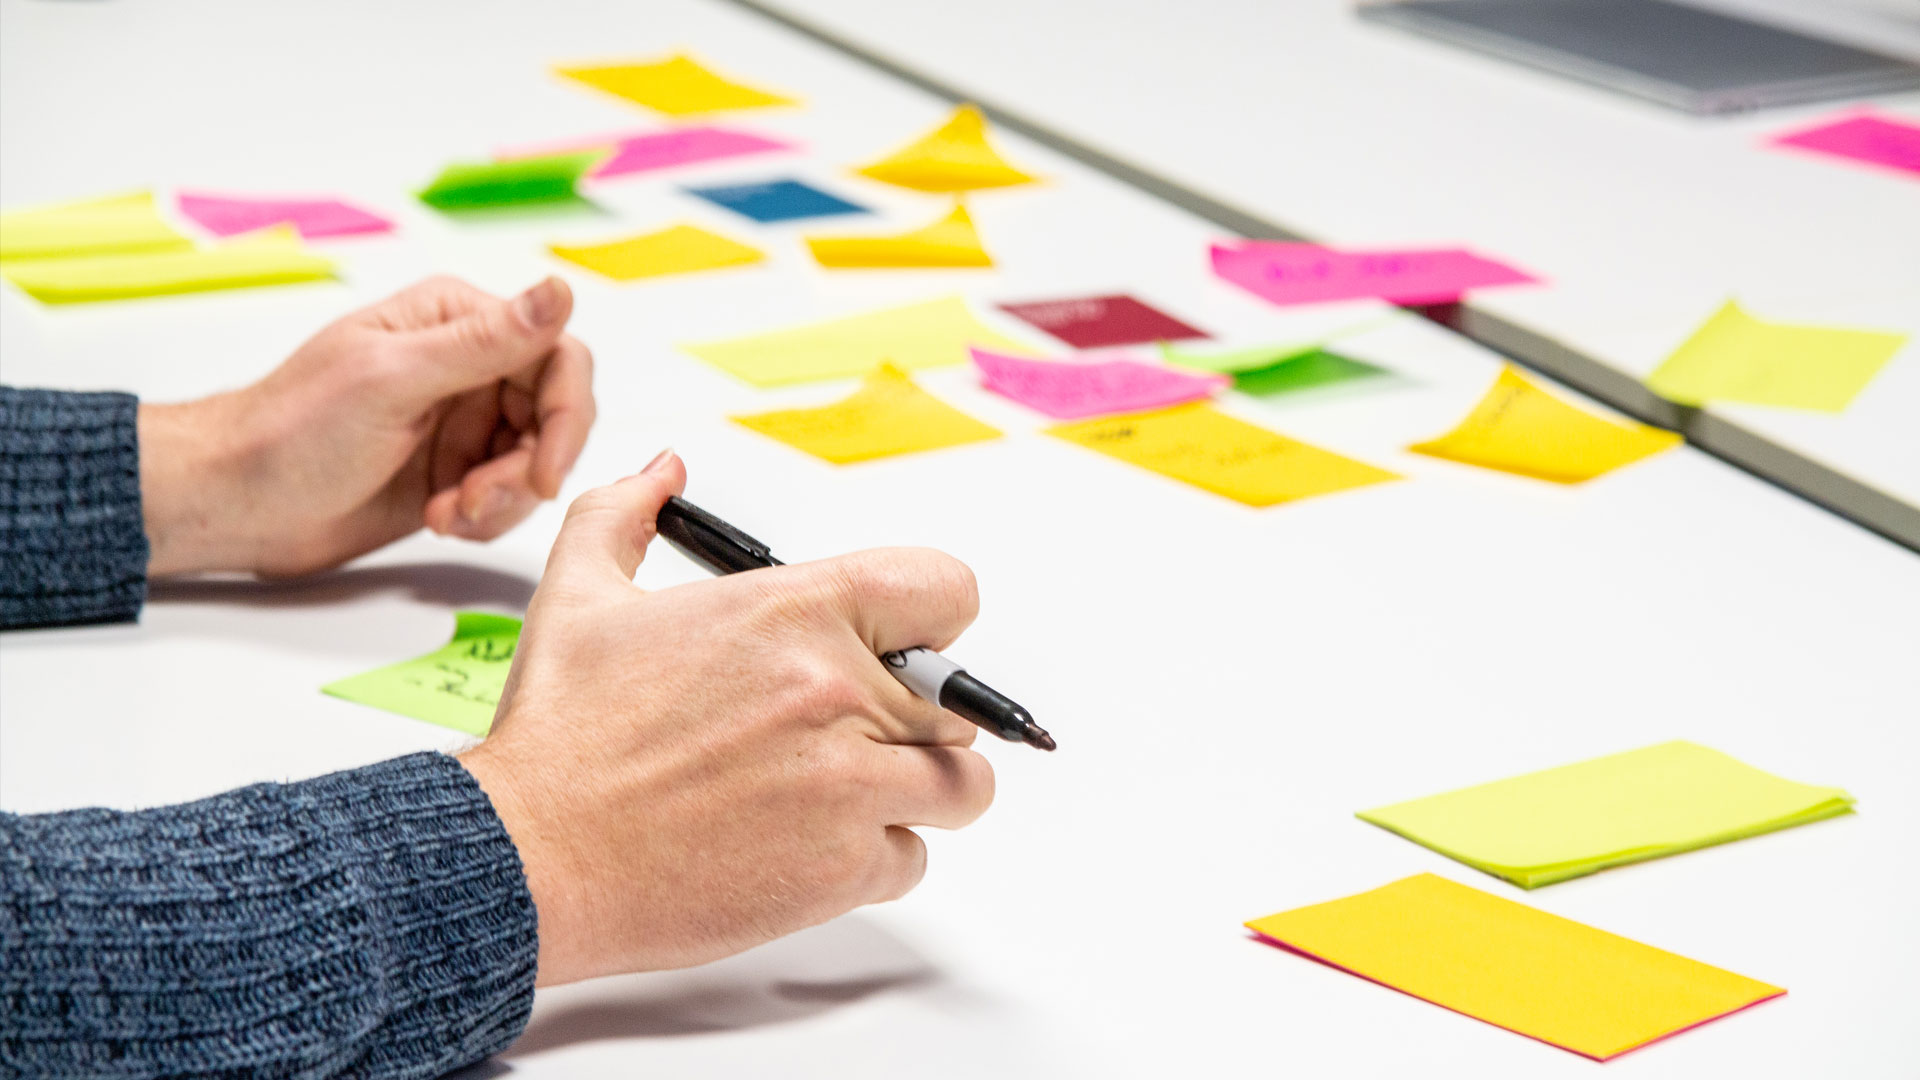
[458,741,594,987]
[138,394,257,576]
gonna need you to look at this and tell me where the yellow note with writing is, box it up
[1359,741,1854,888]
[1648,300,1907,412]
[0,191,192,261]
[2,224,333,303]
[555,54,796,116]
[684,295,1038,387]
[321,611,521,737]
[1049,403,1398,507]
[732,363,1000,464]
[806,203,993,268]
[1410,366,1680,483]
[551,224,763,281]
[855,105,1039,193]
[1247,874,1783,1061]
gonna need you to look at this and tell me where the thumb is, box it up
[411,276,574,396]
[543,449,688,586]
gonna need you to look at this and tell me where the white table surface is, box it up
[2,1,1917,1077]
[758,0,1920,514]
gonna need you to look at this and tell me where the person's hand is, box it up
[138,275,595,577]
[457,451,997,986]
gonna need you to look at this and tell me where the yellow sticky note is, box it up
[855,104,1039,193]
[732,363,1000,464]
[1359,740,1853,888]
[1410,366,1681,483]
[683,295,1037,387]
[322,612,520,737]
[806,203,993,268]
[555,54,797,116]
[0,191,192,261]
[1648,300,1908,412]
[2,226,334,303]
[550,224,763,281]
[1048,403,1399,507]
[1247,874,1783,1061]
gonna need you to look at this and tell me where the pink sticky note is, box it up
[1768,111,1920,178]
[176,192,393,239]
[496,126,795,179]
[1211,242,1538,307]
[971,347,1228,420]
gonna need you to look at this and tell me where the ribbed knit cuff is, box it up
[0,386,149,629]
[0,752,540,1079]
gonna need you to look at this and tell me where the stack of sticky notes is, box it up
[1358,740,1855,888]
[322,611,522,737]
[1247,873,1784,1061]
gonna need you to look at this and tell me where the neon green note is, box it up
[1161,341,1389,396]
[418,152,605,211]
[1647,300,1908,412]
[1358,740,1854,888]
[0,190,192,261]
[321,612,521,737]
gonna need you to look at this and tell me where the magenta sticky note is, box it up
[497,126,795,180]
[176,192,393,239]
[1210,242,1538,307]
[1769,111,1920,178]
[971,347,1228,420]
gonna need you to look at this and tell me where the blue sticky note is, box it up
[685,178,868,223]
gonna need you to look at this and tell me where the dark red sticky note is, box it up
[998,294,1208,349]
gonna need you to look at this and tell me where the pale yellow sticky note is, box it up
[2,226,334,303]
[1247,874,1784,1061]
[683,295,1038,387]
[0,191,192,261]
[855,104,1039,193]
[1049,403,1399,507]
[732,363,1000,464]
[806,203,992,268]
[1359,741,1854,888]
[550,224,763,281]
[1648,300,1907,412]
[555,54,797,116]
[1410,366,1681,483]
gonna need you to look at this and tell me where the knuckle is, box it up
[879,830,927,901]
[783,652,867,721]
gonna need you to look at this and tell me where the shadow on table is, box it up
[149,562,538,614]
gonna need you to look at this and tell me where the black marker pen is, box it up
[656,496,1055,751]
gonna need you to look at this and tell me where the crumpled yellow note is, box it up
[0,191,192,261]
[683,295,1037,387]
[322,611,520,737]
[550,223,763,281]
[555,54,797,116]
[1247,874,1784,1061]
[1049,402,1400,507]
[2,224,334,303]
[855,104,1039,193]
[1647,300,1908,412]
[805,203,992,268]
[1357,740,1854,889]
[732,363,1001,464]
[1410,366,1680,483]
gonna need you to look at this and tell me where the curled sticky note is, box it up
[683,295,1038,387]
[1647,300,1908,413]
[855,105,1039,193]
[555,54,797,117]
[1161,341,1390,396]
[0,191,192,261]
[177,192,393,239]
[806,203,992,268]
[550,224,763,281]
[322,611,521,736]
[418,152,604,211]
[1410,366,1680,483]
[731,363,1001,464]
[973,347,1226,419]
[2,225,334,303]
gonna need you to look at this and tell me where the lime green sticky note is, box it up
[1,225,334,303]
[1161,341,1388,396]
[0,190,193,262]
[418,152,605,211]
[1358,741,1854,888]
[321,612,521,736]
[1648,300,1908,412]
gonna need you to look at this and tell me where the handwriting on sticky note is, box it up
[1769,110,1920,178]
[555,54,797,117]
[1410,366,1680,483]
[177,192,392,239]
[1048,403,1398,507]
[0,191,192,262]
[498,126,794,180]
[1211,242,1537,307]
[855,104,1038,193]
[806,203,992,268]
[732,363,1001,464]
[1247,874,1784,1061]
[973,347,1225,419]
[1647,300,1907,412]
[550,224,763,281]
[321,612,521,736]
[683,295,1039,387]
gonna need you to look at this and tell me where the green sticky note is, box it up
[1161,342,1389,396]
[1358,741,1854,889]
[1647,300,1908,413]
[417,151,605,211]
[321,611,521,736]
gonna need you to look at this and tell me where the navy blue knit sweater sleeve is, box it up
[0,386,149,629]
[0,752,540,1079]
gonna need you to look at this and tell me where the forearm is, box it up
[0,752,539,1079]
